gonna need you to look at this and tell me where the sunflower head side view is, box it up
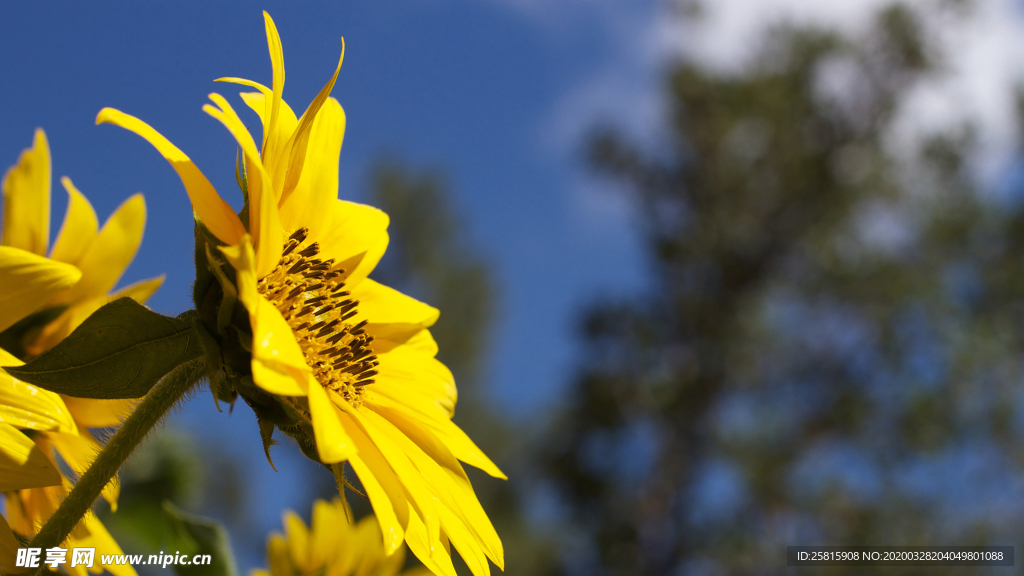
[96,11,505,576]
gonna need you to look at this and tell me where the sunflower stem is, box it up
[27,356,208,555]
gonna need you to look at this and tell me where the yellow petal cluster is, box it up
[99,12,504,576]
[0,129,161,575]
[254,499,431,576]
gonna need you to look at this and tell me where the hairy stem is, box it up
[29,357,207,552]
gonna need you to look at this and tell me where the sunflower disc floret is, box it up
[260,228,378,406]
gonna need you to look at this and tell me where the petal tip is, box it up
[95,107,118,126]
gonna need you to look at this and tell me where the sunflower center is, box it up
[256,227,378,406]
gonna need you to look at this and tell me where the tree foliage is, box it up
[542,5,1024,575]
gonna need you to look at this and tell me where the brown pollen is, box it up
[256,228,378,405]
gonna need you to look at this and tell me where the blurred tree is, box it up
[541,3,1024,575]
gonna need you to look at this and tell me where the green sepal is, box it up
[236,377,293,427]
[191,320,237,409]
[3,298,203,399]
[235,148,249,206]
[284,421,322,467]
[162,500,238,576]
[236,381,322,468]
[257,417,279,471]
[208,370,238,409]
[236,148,250,232]
[0,305,67,360]
[203,243,239,336]
[272,397,325,468]
[192,219,218,314]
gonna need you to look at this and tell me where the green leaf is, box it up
[3,298,203,399]
[0,305,67,360]
[162,501,238,576]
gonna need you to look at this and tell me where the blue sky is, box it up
[1,0,655,568]
[0,1,654,416]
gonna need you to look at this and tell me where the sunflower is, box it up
[98,12,504,576]
[254,499,431,576]
[0,243,78,572]
[1,129,161,576]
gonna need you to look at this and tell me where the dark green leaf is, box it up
[3,298,203,399]
[162,501,237,576]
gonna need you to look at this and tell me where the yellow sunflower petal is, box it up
[49,431,120,510]
[311,499,348,570]
[62,397,135,428]
[0,515,19,574]
[366,393,504,479]
[370,327,439,356]
[2,129,50,256]
[235,87,299,133]
[0,423,61,491]
[57,193,145,304]
[25,295,105,357]
[368,383,452,427]
[49,177,99,266]
[281,97,345,235]
[267,534,290,576]
[282,510,310,572]
[386,415,504,569]
[315,199,389,288]
[0,246,81,333]
[435,505,490,576]
[262,11,287,176]
[96,108,245,246]
[354,279,439,328]
[346,517,381,576]
[220,237,309,394]
[0,349,76,434]
[28,188,156,353]
[342,405,441,550]
[110,275,165,304]
[6,489,34,537]
[237,90,300,169]
[357,407,502,569]
[326,516,367,576]
[278,39,345,205]
[27,274,164,351]
[238,88,295,203]
[359,522,407,576]
[5,488,34,538]
[204,94,283,278]
[340,414,406,555]
[404,510,457,576]
[372,346,457,419]
[308,384,356,463]
[251,362,308,397]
